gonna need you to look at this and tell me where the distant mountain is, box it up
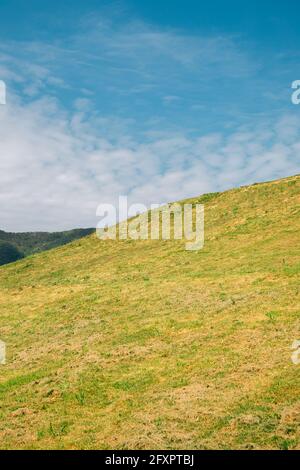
[0,228,95,261]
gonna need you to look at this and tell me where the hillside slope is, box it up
[0,175,299,450]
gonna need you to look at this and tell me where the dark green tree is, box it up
[0,241,24,266]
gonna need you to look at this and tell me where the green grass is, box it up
[0,174,299,449]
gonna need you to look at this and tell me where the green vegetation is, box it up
[0,228,94,258]
[0,241,24,266]
[0,175,299,449]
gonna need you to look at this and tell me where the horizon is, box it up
[1,0,300,231]
[0,171,299,233]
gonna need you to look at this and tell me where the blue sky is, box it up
[0,0,300,230]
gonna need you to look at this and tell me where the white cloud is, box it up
[0,87,299,232]
[0,18,299,231]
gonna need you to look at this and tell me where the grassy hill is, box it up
[0,175,299,450]
[0,228,95,259]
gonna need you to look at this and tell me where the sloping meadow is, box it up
[0,175,299,449]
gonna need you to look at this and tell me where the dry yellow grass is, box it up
[0,174,299,449]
